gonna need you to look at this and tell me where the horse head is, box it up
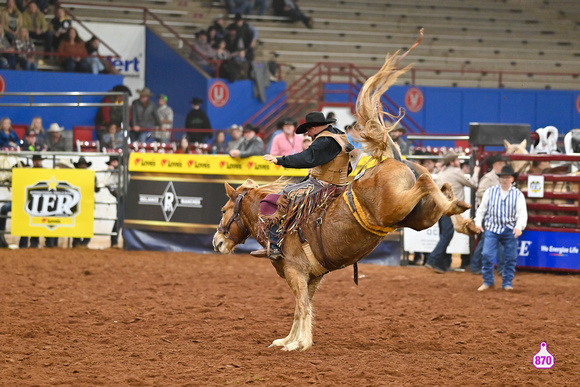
[504,139,529,174]
[212,179,259,254]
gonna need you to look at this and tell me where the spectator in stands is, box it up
[227,124,243,151]
[252,0,268,16]
[71,156,98,248]
[223,24,244,57]
[84,35,105,74]
[28,116,45,145]
[207,26,218,48]
[189,30,215,73]
[389,122,409,155]
[0,117,20,148]
[185,97,211,144]
[472,154,507,275]
[22,2,52,55]
[58,27,90,73]
[21,129,44,151]
[475,165,527,291]
[273,0,313,29]
[175,135,191,154]
[0,25,16,69]
[302,135,312,150]
[211,131,229,154]
[49,6,70,51]
[213,38,231,61]
[426,150,479,273]
[104,155,121,248]
[45,122,68,151]
[101,123,123,150]
[130,87,161,143]
[94,84,131,143]
[229,123,265,158]
[266,120,283,153]
[211,15,226,41]
[1,0,22,43]
[156,93,173,143]
[13,27,36,70]
[326,111,336,121]
[16,1,47,14]
[270,117,303,156]
[228,13,257,61]
[225,0,252,15]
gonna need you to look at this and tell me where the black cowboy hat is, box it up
[73,156,92,168]
[106,155,120,165]
[296,111,336,134]
[31,154,44,161]
[191,97,203,105]
[497,165,518,179]
[112,84,132,96]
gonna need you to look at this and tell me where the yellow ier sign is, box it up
[12,169,95,237]
[128,153,309,176]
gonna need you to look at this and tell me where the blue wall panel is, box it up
[0,70,123,130]
[205,79,287,129]
[462,89,500,132]
[145,29,209,130]
[499,90,536,125]
[536,91,574,131]
[424,89,462,133]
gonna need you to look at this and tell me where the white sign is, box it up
[77,22,146,96]
[528,175,544,198]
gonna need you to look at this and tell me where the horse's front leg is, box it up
[269,265,313,351]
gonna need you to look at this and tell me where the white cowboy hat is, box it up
[47,123,64,133]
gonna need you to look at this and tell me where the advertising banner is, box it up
[125,175,233,234]
[12,169,95,237]
[517,230,580,271]
[128,153,310,176]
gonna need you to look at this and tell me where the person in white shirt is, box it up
[155,94,174,143]
[474,165,527,291]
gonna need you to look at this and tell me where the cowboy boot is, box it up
[251,226,283,260]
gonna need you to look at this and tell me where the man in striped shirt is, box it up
[474,165,528,291]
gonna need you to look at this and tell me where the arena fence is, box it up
[0,91,130,247]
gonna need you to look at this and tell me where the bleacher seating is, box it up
[58,0,580,90]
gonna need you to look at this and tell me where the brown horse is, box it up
[212,52,476,351]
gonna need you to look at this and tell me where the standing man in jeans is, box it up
[475,165,527,291]
[426,150,479,273]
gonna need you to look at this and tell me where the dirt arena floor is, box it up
[1,249,579,386]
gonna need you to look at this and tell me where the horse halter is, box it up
[217,190,249,245]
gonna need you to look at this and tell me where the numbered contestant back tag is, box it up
[533,342,554,369]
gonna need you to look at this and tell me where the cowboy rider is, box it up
[251,111,356,260]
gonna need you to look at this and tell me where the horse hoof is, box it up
[269,338,286,348]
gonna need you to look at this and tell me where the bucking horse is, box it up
[213,36,478,351]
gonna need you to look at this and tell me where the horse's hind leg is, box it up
[269,265,313,351]
[431,181,470,216]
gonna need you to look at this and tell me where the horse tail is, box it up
[355,51,411,162]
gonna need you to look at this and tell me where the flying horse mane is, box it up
[356,29,424,162]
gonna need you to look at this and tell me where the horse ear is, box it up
[504,139,512,149]
[224,182,236,198]
[520,139,527,148]
[239,178,258,190]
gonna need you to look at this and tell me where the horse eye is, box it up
[221,210,226,214]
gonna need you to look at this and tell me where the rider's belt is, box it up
[343,184,395,236]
